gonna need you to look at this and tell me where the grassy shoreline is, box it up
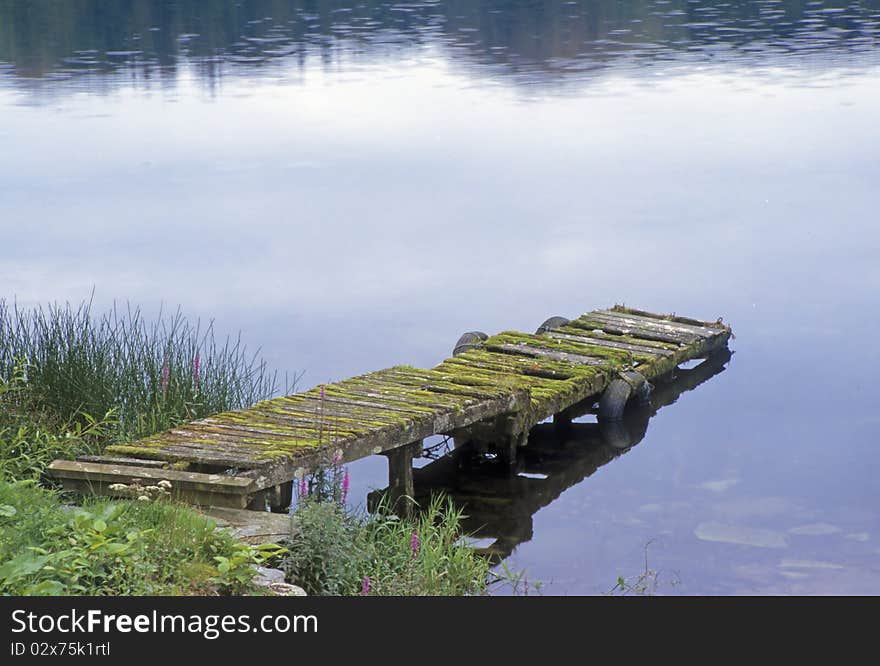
[1,299,495,596]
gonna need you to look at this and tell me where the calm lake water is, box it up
[2,0,879,594]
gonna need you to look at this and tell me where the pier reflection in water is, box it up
[370,346,732,562]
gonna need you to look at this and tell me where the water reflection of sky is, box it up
[1,0,879,594]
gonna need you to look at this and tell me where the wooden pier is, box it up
[48,305,732,511]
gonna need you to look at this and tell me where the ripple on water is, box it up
[695,522,789,549]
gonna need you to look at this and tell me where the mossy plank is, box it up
[188,420,360,445]
[277,393,434,419]
[291,392,440,419]
[374,367,516,397]
[442,347,602,378]
[362,371,483,405]
[104,443,267,468]
[435,358,562,392]
[452,357,578,381]
[324,384,446,411]
[486,331,631,359]
[250,394,410,423]
[378,370,518,400]
[487,342,620,367]
[439,354,583,383]
[327,382,471,412]
[247,404,411,430]
[206,410,369,438]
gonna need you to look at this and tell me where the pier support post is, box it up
[498,431,528,471]
[553,412,572,428]
[383,440,421,517]
[268,481,293,513]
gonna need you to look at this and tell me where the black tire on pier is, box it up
[453,331,488,356]
[535,316,570,334]
[598,371,651,422]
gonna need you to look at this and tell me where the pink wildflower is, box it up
[410,531,420,557]
[299,475,308,498]
[341,468,350,505]
[333,449,342,465]
[361,576,370,596]
[160,362,169,395]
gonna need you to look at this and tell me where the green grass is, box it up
[0,360,114,482]
[0,297,279,444]
[281,493,491,596]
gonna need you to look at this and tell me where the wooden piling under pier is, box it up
[48,305,732,510]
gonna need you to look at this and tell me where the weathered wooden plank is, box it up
[109,444,271,469]
[595,309,722,337]
[378,368,521,399]
[47,460,254,493]
[249,405,410,430]
[544,331,675,357]
[437,357,574,392]
[570,316,694,345]
[609,305,724,329]
[439,346,610,380]
[76,455,169,468]
[107,434,276,459]
[584,312,727,347]
[54,477,251,509]
[441,355,578,381]
[555,324,679,350]
[374,366,516,395]
[350,373,481,407]
[203,413,366,440]
[333,376,472,408]
[585,311,702,337]
[486,342,610,366]
[325,385,470,413]
[105,428,285,465]
[277,393,437,418]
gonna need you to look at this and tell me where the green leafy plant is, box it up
[0,479,282,596]
[281,488,493,596]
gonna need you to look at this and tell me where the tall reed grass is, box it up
[0,297,279,442]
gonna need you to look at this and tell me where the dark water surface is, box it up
[2,1,879,594]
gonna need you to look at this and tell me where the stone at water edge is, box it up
[252,566,306,596]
